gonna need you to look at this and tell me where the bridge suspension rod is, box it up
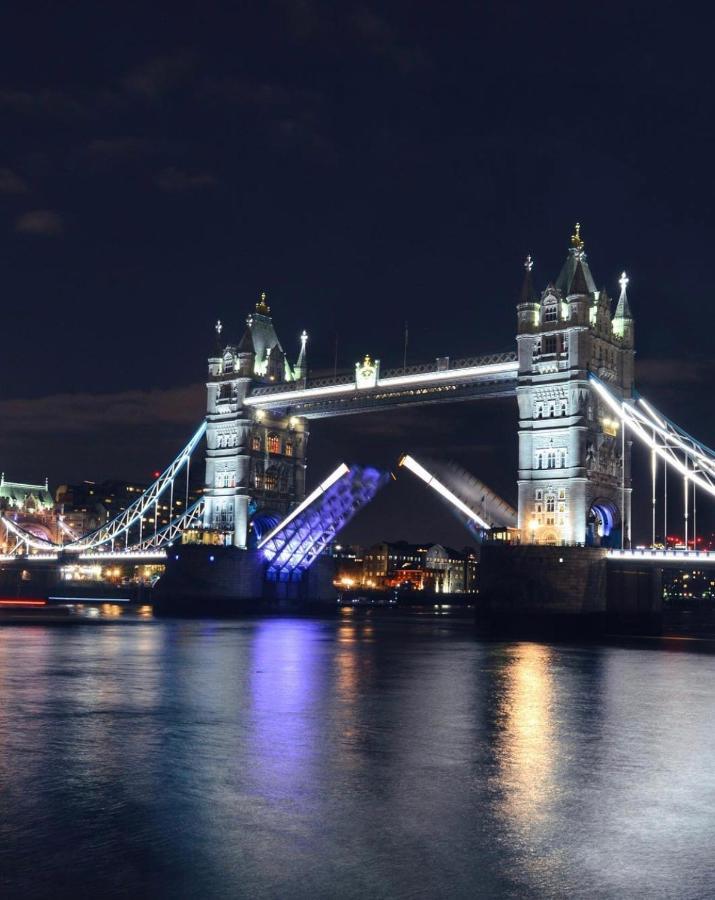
[591,378,715,501]
[65,421,206,552]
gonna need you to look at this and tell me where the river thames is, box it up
[1,613,714,898]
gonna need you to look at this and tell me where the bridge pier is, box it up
[477,543,661,636]
[153,545,338,614]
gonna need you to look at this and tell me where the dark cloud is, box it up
[0,167,28,194]
[0,384,203,435]
[349,6,427,73]
[0,88,87,118]
[156,167,218,192]
[636,358,713,387]
[86,136,175,161]
[14,209,63,236]
[121,52,196,100]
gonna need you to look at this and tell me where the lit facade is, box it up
[203,293,309,547]
[516,226,635,546]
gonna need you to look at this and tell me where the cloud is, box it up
[0,384,204,436]
[636,357,713,388]
[122,53,196,100]
[14,209,64,236]
[0,88,88,118]
[349,7,427,73]
[86,136,173,161]
[156,167,218,192]
[0,167,28,194]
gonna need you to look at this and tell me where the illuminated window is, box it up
[267,433,281,454]
[543,303,558,323]
[265,467,278,491]
[285,441,293,457]
[251,434,261,451]
[546,495,555,525]
[254,468,264,490]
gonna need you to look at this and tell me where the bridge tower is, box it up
[516,226,635,546]
[203,293,309,548]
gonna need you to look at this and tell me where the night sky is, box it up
[1,0,713,546]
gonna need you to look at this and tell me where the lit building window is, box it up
[251,435,261,451]
[267,433,281,454]
[285,441,293,457]
[265,467,278,491]
[543,303,558,323]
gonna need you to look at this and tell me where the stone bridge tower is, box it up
[516,226,635,546]
[203,293,309,549]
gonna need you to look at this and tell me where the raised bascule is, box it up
[3,225,715,627]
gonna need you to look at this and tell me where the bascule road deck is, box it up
[242,352,519,418]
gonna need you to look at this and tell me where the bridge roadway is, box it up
[243,352,518,418]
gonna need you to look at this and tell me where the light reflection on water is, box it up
[1,618,715,899]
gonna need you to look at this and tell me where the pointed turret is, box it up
[555,223,597,296]
[241,291,288,378]
[569,259,590,296]
[294,330,308,380]
[519,254,537,303]
[612,271,634,345]
[614,271,633,320]
[516,255,541,335]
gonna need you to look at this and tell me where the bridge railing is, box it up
[249,350,518,398]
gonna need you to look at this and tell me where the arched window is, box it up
[267,433,281,454]
[254,466,264,490]
[285,441,293,457]
[264,467,278,491]
[543,302,558,323]
[251,434,261,452]
[560,401,568,417]
[547,450,556,469]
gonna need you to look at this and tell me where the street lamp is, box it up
[529,518,538,544]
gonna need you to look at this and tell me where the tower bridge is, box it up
[2,224,713,624]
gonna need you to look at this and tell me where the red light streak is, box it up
[0,598,47,607]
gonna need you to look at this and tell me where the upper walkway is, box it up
[244,351,518,418]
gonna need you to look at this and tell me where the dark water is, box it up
[1,614,714,899]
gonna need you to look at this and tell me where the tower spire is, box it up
[519,254,536,303]
[294,329,308,379]
[614,270,633,320]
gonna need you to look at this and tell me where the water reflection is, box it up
[494,643,556,831]
[3,620,715,898]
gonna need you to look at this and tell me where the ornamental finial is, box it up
[524,254,533,272]
[215,319,223,336]
[570,222,584,253]
[619,270,629,293]
[256,291,271,314]
[300,329,308,346]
